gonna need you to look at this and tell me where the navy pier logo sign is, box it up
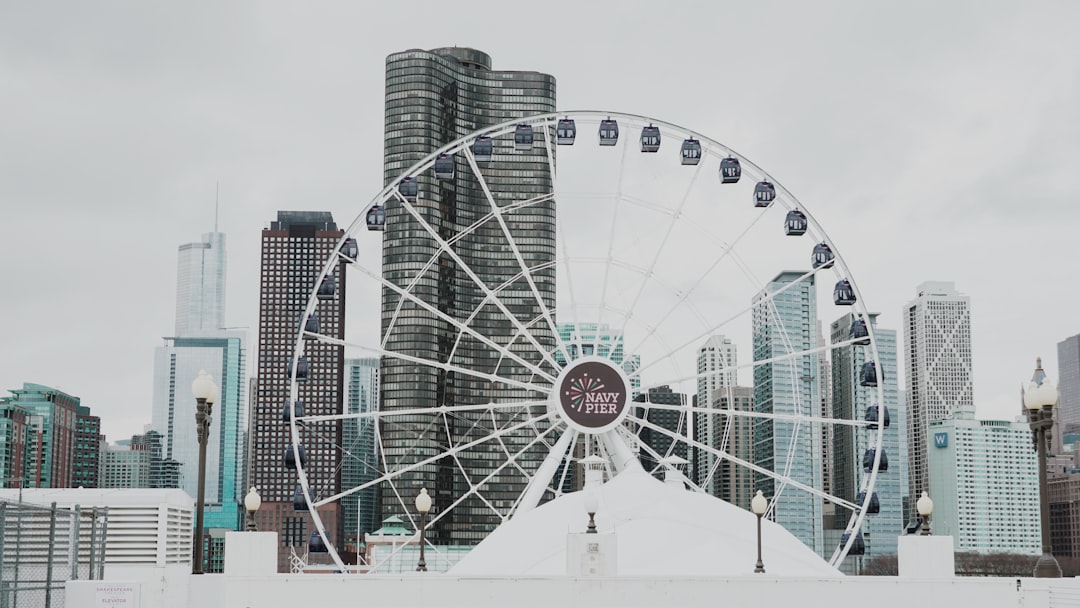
[556,358,630,433]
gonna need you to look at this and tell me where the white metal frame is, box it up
[285,111,887,573]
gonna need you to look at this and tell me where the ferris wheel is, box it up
[285,111,889,573]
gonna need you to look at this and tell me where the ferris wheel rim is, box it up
[286,109,888,572]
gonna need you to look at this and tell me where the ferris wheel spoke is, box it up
[297,400,549,425]
[619,209,772,373]
[390,191,563,373]
[291,423,379,503]
[308,334,551,396]
[463,146,571,366]
[611,159,705,349]
[345,259,557,384]
[632,400,871,429]
[627,412,858,511]
[635,336,868,397]
[591,136,631,356]
[630,265,825,379]
[376,419,564,565]
[313,410,557,508]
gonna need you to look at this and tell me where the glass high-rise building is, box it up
[0,383,79,488]
[343,357,379,545]
[380,47,556,545]
[1057,334,1080,453]
[928,408,1041,555]
[0,401,29,486]
[175,231,226,335]
[752,271,823,556]
[251,211,345,572]
[829,313,903,559]
[903,281,972,506]
[152,225,246,533]
[151,333,246,528]
[74,405,103,488]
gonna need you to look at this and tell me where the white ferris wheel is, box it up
[285,111,889,573]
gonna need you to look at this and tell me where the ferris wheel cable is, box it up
[592,132,632,359]
[472,406,537,483]
[631,401,872,429]
[307,333,552,396]
[633,335,867,396]
[616,206,772,374]
[296,400,549,424]
[290,424,380,503]
[377,189,557,338]
[608,158,706,351]
[626,413,858,512]
[352,254,558,384]
[463,146,573,366]
[311,410,557,508]
[629,264,823,380]
[375,419,564,559]
[389,190,565,374]
[450,263,561,380]
[435,414,510,524]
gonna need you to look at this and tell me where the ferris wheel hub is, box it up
[552,356,632,434]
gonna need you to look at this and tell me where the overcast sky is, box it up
[1,1,1077,441]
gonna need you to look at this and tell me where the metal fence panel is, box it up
[0,500,107,608]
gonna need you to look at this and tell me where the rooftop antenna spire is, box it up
[214,182,219,232]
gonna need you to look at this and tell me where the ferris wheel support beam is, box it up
[600,428,645,475]
[312,411,557,508]
[515,427,578,517]
[628,413,857,512]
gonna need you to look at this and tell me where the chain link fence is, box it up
[0,500,107,608]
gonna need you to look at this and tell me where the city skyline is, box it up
[1,3,1077,444]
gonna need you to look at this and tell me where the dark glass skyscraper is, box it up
[380,48,556,544]
[252,211,345,571]
[74,405,102,488]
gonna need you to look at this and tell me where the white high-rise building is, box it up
[694,335,738,496]
[903,281,972,506]
[927,407,1041,555]
[175,232,226,335]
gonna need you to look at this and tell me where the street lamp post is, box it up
[751,490,767,573]
[415,488,431,572]
[916,491,933,536]
[244,487,261,532]
[191,370,217,575]
[584,489,599,534]
[1025,357,1063,578]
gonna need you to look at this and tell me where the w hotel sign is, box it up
[934,432,949,448]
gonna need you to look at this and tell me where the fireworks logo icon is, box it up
[565,372,605,412]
